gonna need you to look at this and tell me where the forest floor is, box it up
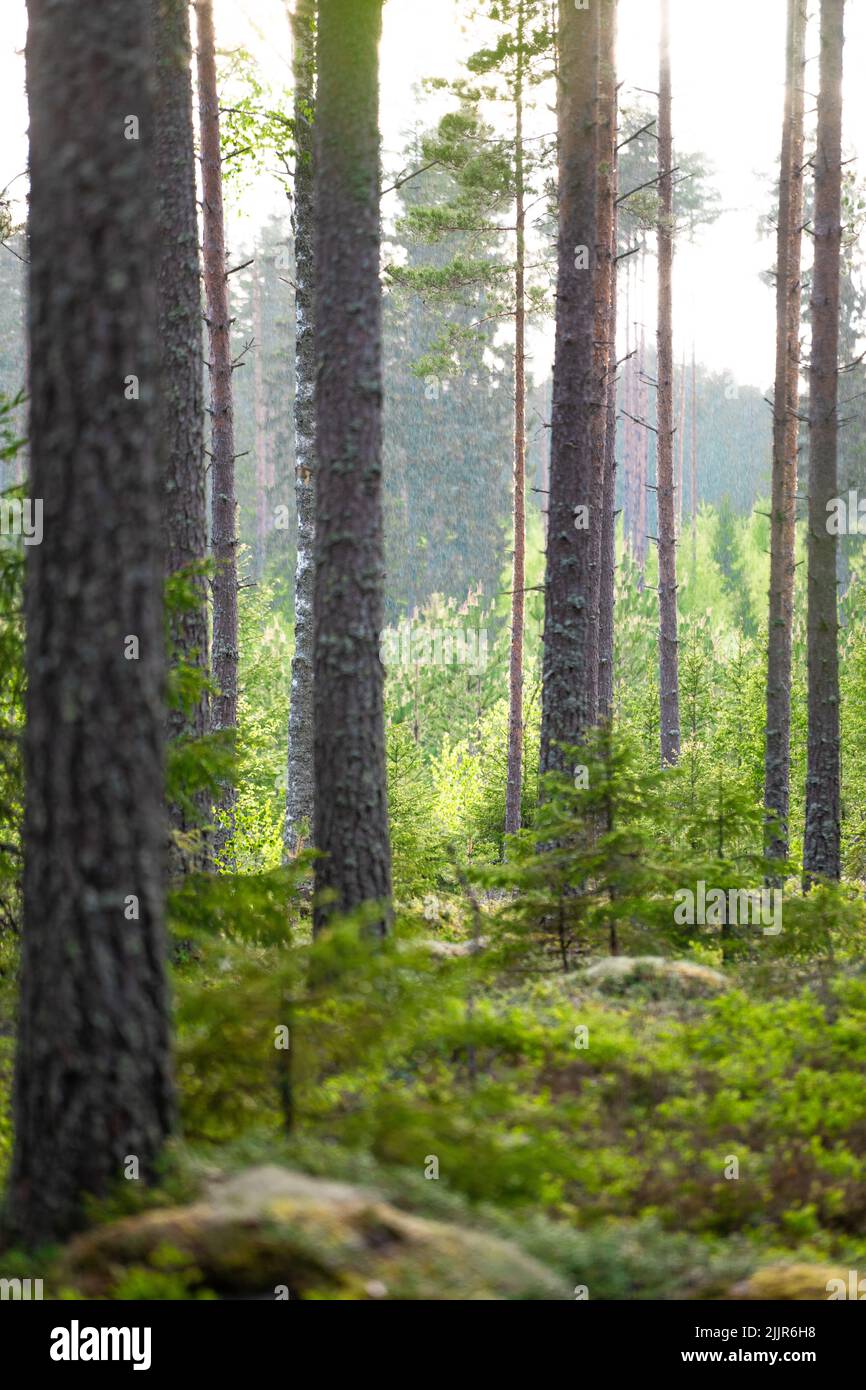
[2,897,865,1299]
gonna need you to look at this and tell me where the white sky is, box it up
[1,0,864,390]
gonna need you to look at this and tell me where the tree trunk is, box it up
[8,0,174,1248]
[636,321,649,579]
[804,0,844,882]
[622,267,634,556]
[656,0,680,765]
[313,0,392,930]
[196,0,238,765]
[284,0,317,858]
[597,0,618,723]
[504,0,527,837]
[253,266,268,577]
[690,342,697,577]
[153,0,209,875]
[675,354,686,534]
[540,0,599,776]
[765,0,806,862]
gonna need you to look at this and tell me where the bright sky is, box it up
[1,0,864,391]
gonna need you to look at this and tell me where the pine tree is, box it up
[690,342,698,576]
[655,0,680,765]
[505,0,529,836]
[196,0,238,826]
[804,0,845,881]
[539,0,599,774]
[387,0,554,836]
[284,0,317,857]
[597,0,619,723]
[153,0,209,873]
[313,0,392,930]
[252,266,269,575]
[7,0,174,1246]
[765,0,806,863]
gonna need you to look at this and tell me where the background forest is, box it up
[0,0,865,1312]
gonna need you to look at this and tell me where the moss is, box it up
[57,1166,569,1301]
[730,1263,849,1301]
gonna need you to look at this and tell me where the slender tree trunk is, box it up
[765,0,806,862]
[636,322,649,579]
[624,266,639,561]
[597,0,619,722]
[8,0,174,1248]
[584,0,614,725]
[505,0,527,837]
[656,0,680,765]
[690,342,698,577]
[196,0,238,775]
[253,266,268,577]
[675,354,686,533]
[284,0,317,858]
[313,0,391,930]
[540,0,599,775]
[540,443,550,543]
[153,0,210,877]
[804,0,844,882]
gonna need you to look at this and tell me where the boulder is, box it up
[425,936,489,959]
[583,956,728,992]
[58,1165,568,1301]
[730,1263,851,1301]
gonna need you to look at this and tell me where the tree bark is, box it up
[313,0,392,930]
[253,266,268,577]
[504,0,527,837]
[690,342,697,577]
[804,0,844,882]
[765,0,806,862]
[8,0,174,1247]
[284,0,317,858]
[153,0,209,875]
[675,354,686,533]
[636,321,649,579]
[656,0,680,765]
[540,0,599,775]
[597,0,618,723]
[196,0,238,758]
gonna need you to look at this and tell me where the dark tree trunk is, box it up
[153,0,209,875]
[313,0,392,930]
[284,0,317,858]
[196,0,238,766]
[8,0,174,1248]
[656,0,680,765]
[765,0,806,862]
[539,0,599,776]
[505,0,527,837]
[804,0,845,882]
[597,0,618,723]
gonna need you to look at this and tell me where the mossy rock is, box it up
[424,936,489,959]
[729,1263,848,1300]
[583,956,728,994]
[58,1165,569,1301]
